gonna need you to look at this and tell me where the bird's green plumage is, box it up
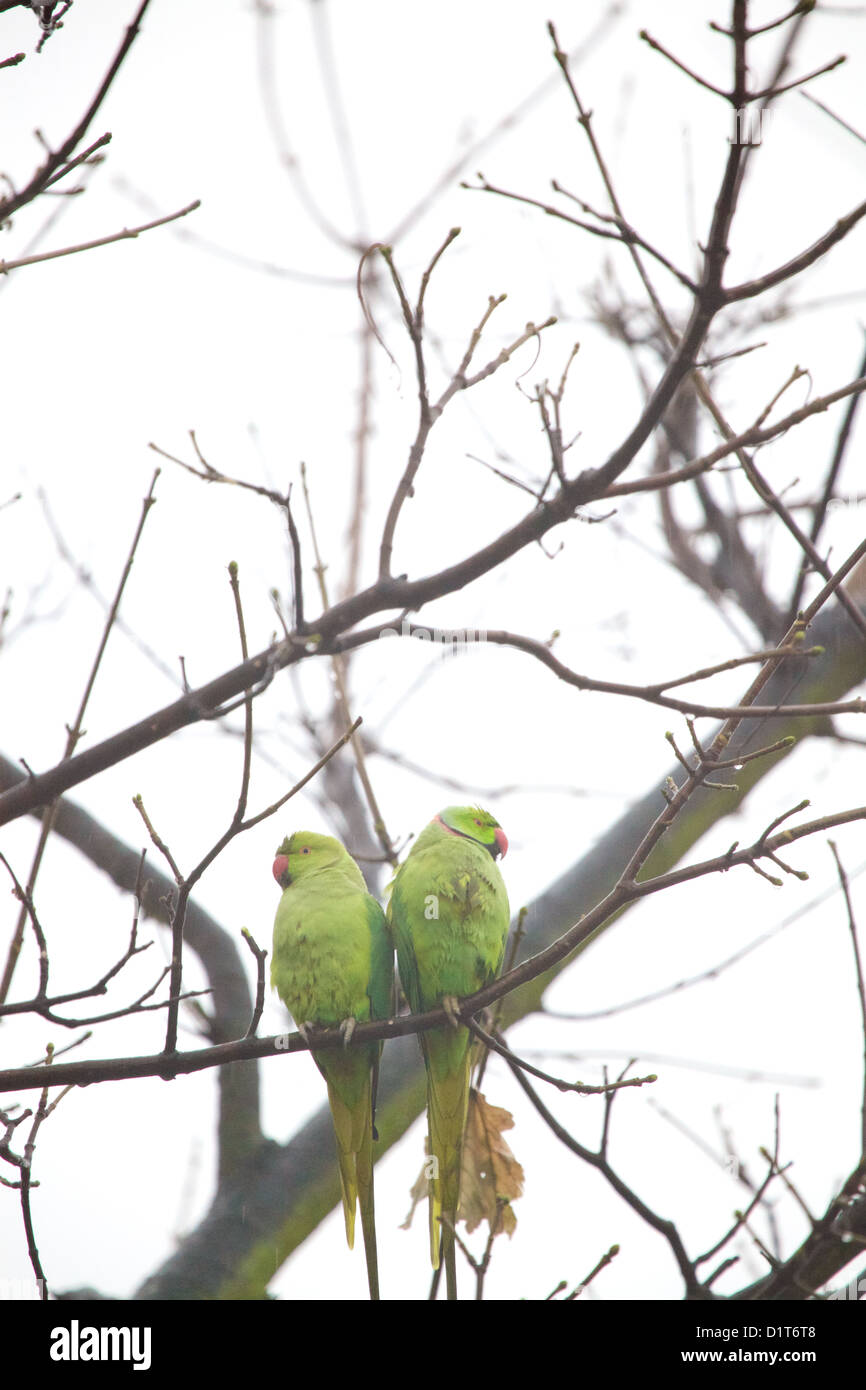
[388,806,510,1300]
[271,831,393,1300]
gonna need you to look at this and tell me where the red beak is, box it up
[494,827,509,858]
[273,854,289,886]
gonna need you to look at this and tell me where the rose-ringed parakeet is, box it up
[271,831,393,1301]
[388,805,509,1300]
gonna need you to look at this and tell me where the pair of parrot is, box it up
[270,805,510,1301]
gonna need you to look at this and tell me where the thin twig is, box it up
[0,201,200,275]
[829,841,866,1155]
[0,0,153,224]
[241,929,268,1040]
[0,472,160,1006]
[301,462,398,867]
[466,1016,656,1095]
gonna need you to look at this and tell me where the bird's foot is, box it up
[340,1017,358,1048]
[442,995,462,1030]
[296,1020,313,1044]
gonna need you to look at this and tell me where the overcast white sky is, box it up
[2,0,866,1302]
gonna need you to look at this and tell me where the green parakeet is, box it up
[388,805,510,1300]
[271,831,393,1301]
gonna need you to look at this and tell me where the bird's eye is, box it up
[302,847,310,854]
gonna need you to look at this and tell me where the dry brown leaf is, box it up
[400,1091,524,1243]
[458,1088,524,1240]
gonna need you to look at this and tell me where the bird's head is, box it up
[272,832,347,889]
[436,805,508,860]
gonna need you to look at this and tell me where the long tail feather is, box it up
[424,1025,471,1300]
[356,1133,379,1302]
[321,1052,380,1300]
